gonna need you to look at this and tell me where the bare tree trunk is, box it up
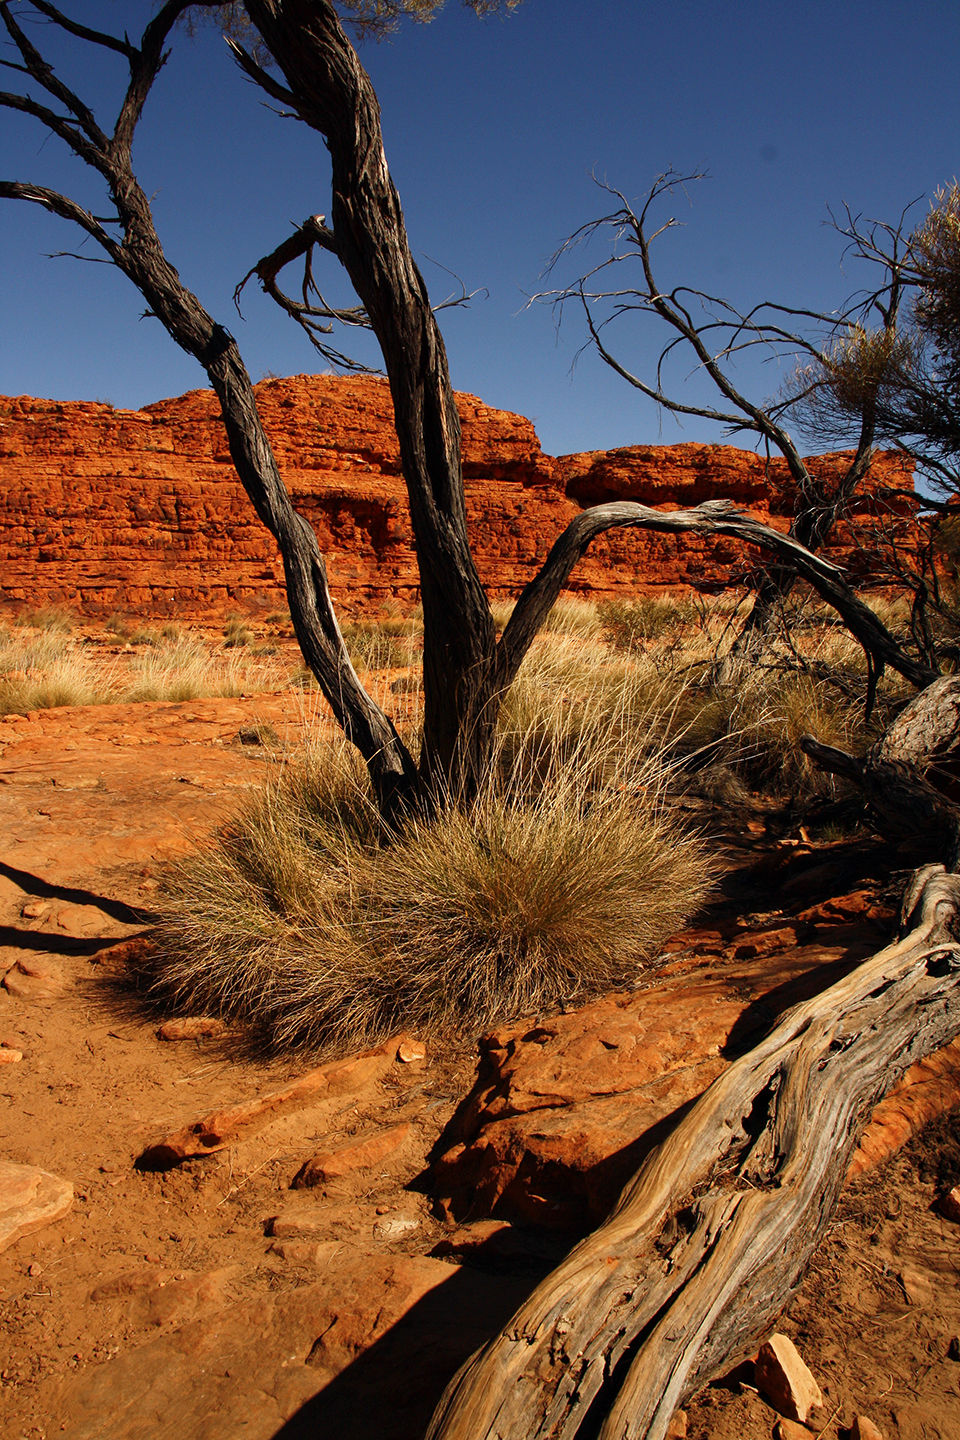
[425,866,960,1440]
[873,674,960,768]
[0,1,422,819]
[241,0,498,800]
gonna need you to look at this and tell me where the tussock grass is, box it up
[223,615,253,649]
[542,596,601,637]
[343,613,421,671]
[151,686,713,1056]
[15,604,75,633]
[0,632,292,714]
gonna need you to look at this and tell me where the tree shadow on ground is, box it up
[274,1250,546,1439]
[273,1239,562,1440]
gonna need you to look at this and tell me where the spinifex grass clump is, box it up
[152,690,713,1056]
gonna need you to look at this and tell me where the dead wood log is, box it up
[799,732,960,862]
[425,867,960,1440]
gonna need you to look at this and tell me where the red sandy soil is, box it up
[0,645,958,1440]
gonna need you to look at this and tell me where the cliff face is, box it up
[0,374,912,618]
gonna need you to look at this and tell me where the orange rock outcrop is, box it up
[0,374,912,618]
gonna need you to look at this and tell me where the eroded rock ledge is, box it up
[0,375,911,617]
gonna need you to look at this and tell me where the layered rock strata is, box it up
[0,375,912,618]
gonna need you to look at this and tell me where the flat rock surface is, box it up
[0,1161,73,1253]
[431,860,959,1229]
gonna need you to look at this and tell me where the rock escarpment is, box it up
[0,374,912,617]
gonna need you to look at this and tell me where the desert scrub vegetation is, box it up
[597,595,700,649]
[342,611,423,671]
[150,688,713,1056]
[0,629,293,714]
[15,604,76,633]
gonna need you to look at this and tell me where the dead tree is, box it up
[0,5,934,811]
[534,172,923,670]
[426,864,960,1440]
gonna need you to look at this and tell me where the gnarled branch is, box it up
[495,497,937,695]
[427,866,960,1440]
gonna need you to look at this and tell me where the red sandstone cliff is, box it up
[0,374,913,618]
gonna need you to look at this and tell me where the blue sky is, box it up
[1,0,958,457]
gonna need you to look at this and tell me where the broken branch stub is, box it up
[425,867,960,1440]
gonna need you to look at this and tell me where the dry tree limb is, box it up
[425,867,960,1440]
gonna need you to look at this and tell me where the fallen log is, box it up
[799,732,960,862]
[425,866,960,1440]
[872,674,960,771]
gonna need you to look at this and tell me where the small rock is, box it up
[20,901,50,920]
[774,1421,815,1440]
[89,1268,175,1302]
[266,1213,326,1240]
[755,1333,823,1424]
[850,1417,885,1440]
[397,1037,427,1064]
[2,957,66,1001]
[898,1267,934,1306]
[295,1122,412,1187]
[0,1049,22,1065]
[665,1410,687,1439]
[157,1017,226,1042]
[268,1239,343,1267]
[373,1214,420,1241]
[732,925,798,959]
[938,1186,960,1223]
[55,903,111,937]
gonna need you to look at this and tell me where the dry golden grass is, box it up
[151,681,714,1056]
[0,629,295,715]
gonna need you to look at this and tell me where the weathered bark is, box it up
[873,674,960,768]
[240,0,497,798]
[425,866,960,1440]
[801,676,960,858]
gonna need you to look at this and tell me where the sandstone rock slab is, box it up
[51,1246,535,1440]
[0,1159,73,1252]
[137,1040,398,1169]
[295,1122,412,1187]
